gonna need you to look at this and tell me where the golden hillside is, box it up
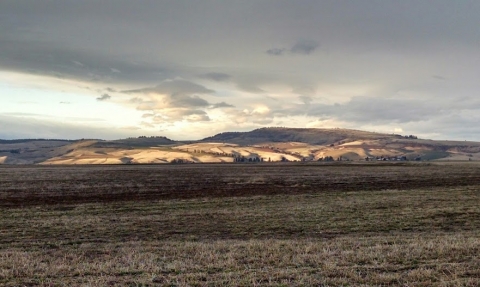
[2,128,480,164]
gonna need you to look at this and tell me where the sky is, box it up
[1,1,480,140]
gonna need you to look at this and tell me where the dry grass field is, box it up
[1,163,480,286]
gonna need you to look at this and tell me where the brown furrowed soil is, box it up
[1,163,480,207]
[1,163,480,286]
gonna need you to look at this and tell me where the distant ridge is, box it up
[200,127,397,145]
[0,139,76,144]
[92,136,176,148]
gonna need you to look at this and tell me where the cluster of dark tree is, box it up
[392,134,419,139]
[180,148,271,163]
[318,156,335,162]
[170,159,193,164]
[188,149,236,157]
[365,156,410,161]
[314,156,349,162]
[135,136,170,139]
[405,135,418,139]
[234,156,264,163]
[328,141,346,147]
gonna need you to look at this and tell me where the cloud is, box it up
[121,126,141,130]
[72,60,84,67]
[2,112,54,118]
[186,113,210,122]
[0,40,177,87]
[298,95,313,105]
[236,83,266,94]
[126,79,214,95]
[123,79,217,123]
[290,40,319,55]
[132,94,209,110]
[150,109,211,123]
[266,48,286,56]
[173,95,209,108]
[200,72,231,82]
[141,113,155,118]
[96,94,111,101]
[140,121,155,128]
[273,93,480,133]
[266,40,318,56]
[1,112,107,123]
[129,97,145,104]
[0,114,140,140]
[223,105,275,125]
[211,102,235,109]
[275,96,435,124]
[2,1,480,140]
[124,79,215,114]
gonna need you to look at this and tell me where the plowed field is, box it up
[1,163,480,207]
[1,163,480,286]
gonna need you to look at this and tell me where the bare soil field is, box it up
[2,163,480,207]
[1,163,480,286]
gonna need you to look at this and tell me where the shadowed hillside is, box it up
[201,127,398,145]
[92,136,177,148]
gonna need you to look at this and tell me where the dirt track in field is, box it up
[1,163,480,207]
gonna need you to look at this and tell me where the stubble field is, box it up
[1,163,479,286]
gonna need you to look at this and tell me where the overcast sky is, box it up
[1,1,480,140]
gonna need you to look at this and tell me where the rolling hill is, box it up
[1,127,480,164]
[200,127,396,145]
